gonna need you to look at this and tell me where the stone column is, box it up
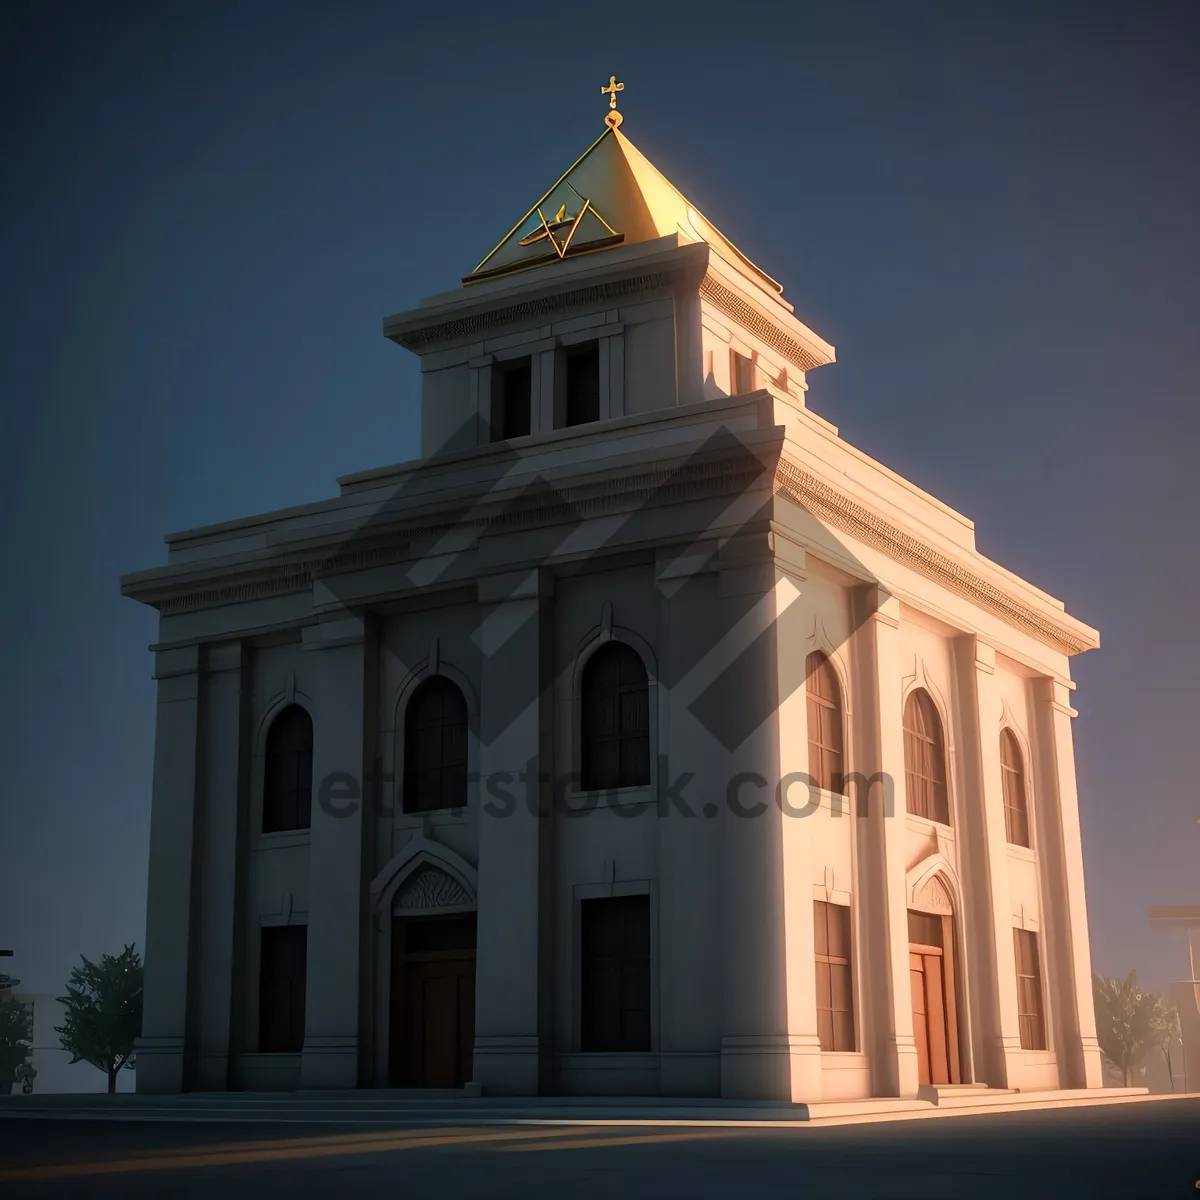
[1031,677,1104,1088]
[189,641,251,1090]
[136,645,200,1094]
[473,569,555,1095]
[852,586,920,1098]
[709,532,820,1100]
[955,637,1022,1086]
[654,545,722,1097]
[300,615,373,1089]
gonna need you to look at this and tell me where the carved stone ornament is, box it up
[393,864,472,913]
[912,874,954,916]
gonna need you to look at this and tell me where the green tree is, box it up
[1145,992,1182,1092]
[1093,971,1149,1086]
[1092,971,1180,1088]
[55,945,143,1094]
[0,995,33,1094]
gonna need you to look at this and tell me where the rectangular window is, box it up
[814,900,855,1051]
[580,894,650,1052]
[259,925,307,1053]
[731,350,755,395]
[565,341,600,426]
[1013,929,1046,1050]
[492,358,531,441]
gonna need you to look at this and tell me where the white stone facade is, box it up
[122,119,1104,1100]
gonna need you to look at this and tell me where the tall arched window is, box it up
[805,652,844,793]
[903,689,949,824]
[403,676,469,813]
[1000,729,1030,847]
[263,705,313,833]
[581,642,650,791]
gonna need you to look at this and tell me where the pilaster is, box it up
[713,534,821,1100]
[1032,676,1104,1088]
[299,614,374,1089]
[852,586,920,1098]
[473,568,555,1095]
[188,640,251,1090]
[955,636,1022,1085]
[136,644,201,1094]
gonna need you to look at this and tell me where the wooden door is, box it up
[400,955,475,1086]
[909,941,959,1086]
[391,916,476,1088]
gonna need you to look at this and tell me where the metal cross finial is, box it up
[601,75,625,128]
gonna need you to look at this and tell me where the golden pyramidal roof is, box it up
[466,121,789,310]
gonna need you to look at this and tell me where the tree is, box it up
[1145,992,1182,1093]
[1093,971,1149,1086]
[55,945,143,1094]
[0,995,33,1095]
[1092,970,1179,1088]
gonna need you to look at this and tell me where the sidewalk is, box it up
[0,1085,1184,1130]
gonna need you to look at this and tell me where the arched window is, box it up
[263,705,313,833]
[403,676,468,813]
[805,652,844,793]
[581,642,650,791]
[903,689,949,824]
[1000,730,1030,847]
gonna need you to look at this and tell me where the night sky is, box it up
[2,1,1196,1005]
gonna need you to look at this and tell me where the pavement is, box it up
[0,1091,1196,1198]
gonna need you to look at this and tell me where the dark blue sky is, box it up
[2,1,1196,1000]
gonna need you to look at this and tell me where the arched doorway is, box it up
[387,863,477,1088]
[908,874,962,1087]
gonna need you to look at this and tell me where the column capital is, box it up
[202,640,244,674]
[856,584,899,628]
[1034,675,1078,717]
[476,567,554,605]
[302,615,366,651]
[153,644,200,680]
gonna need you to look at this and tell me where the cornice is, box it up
[387,269,677,353]
[127,445,771,616]
[771,456,1099,656]
[699,273,832,373]
[125,432,1098,658]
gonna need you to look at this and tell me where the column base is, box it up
[720,1035,823,1101]
[472,1036,540,1096]
[300,1036,359,1089]
[134,1036,184,1094]
[887,1038,922,1098]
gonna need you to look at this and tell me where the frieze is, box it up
[699,273,828,373]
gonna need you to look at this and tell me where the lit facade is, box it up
[123,107,1105,1100]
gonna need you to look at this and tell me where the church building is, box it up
[122,85,1107,1101]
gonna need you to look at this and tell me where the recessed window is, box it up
[263,705,313,833]
[903,689,949,825]
[580,642,650,791]
[1000,730,1030,848]
[731,350,755,395]
[580,894,650,1052]
[403,676,469,813]
[259,925,307,1053]
[805,652,844,794]
[814,900,855,1051]
[565,341,600,426]
[492,358,531,441]
[1013,929,1046,1050]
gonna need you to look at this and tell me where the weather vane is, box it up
[601,75,625,128]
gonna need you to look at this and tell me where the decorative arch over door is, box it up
[369,839,478,1089]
